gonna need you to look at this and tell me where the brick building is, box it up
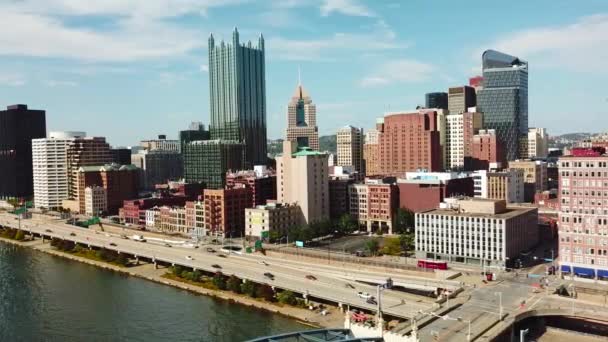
[226,166,276,206]
[120,195,191,226]
[558,149,608,279]
[472,129,504,170]
[204,186,252,237]
[77,164,139,214]
[377,109,442,176]
[348,180,398,234]
[397,172,474,212]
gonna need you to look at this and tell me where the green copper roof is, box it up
[292,147,326,157]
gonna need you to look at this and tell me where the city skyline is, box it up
[0,0,607,146]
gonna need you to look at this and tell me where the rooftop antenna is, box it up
[298,66,302,86]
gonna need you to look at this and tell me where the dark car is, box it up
[45,229,52,233]
[366,297,377,305]
[218,254,227,258]
[264,272,274,280]
[206,248,216,253]
[109,242,117,247]
[211,264,222,269]
[69,232,76,236]
[305,275,317,281]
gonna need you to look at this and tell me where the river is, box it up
[0,241,308,342]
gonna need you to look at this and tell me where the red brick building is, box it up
[397,172,474,212]
[378,110,442,176]
[120,195,191,226]
[77,164,140,214]
[204,185,252,237]
[225,167,276,206]
[472,129,504,170]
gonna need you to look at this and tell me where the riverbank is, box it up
[0,237,341,328]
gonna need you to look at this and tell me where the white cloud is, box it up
[45,80,78,87]
[482,14,608,72]
[320,0,375,17]
[0,73,26,86]
[359,59,435,87]
[269,29,406,61]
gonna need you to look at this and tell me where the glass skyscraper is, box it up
[425,92,448,111]
[477,50,528,161]
[208,28,267,167]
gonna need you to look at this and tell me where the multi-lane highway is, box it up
[0,212,452,320]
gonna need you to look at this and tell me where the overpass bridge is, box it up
[0,213,451,321]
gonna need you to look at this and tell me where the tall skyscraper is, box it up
[33,131,86,210]
[448,86,476,114]
[183,140,244,189]
[336,126,363,173]
[425,92,448,111]
[66,137,113,202]
[477,50,528,161]
[363,128,380,176]
[285,80,319,150]
[179,122,210,153]
[208,28,267,167]
[0,104,46,200]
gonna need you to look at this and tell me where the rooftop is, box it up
[292,146,326,157]
[423,198,536,219]
[78,163,138,172]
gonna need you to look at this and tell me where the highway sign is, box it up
[295,241,304,247]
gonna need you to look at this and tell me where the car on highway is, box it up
[217,254,227,258]
[45,229,52,233]
[305,275,317,281]
[206,248,216,253]
[345,283,355,289]
[109,242,117,247]
[259,261,269,266]
[185,255,193,260]
[357,292,372,299]
[164,243,172,247]
[211,264,222,269]
[366,297,377,305]
[69,232,76,236]
[264,272,274,280]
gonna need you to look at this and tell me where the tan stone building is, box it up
[285,82,319,151]
[363,128,380,176]
[508,159,548,202]
[473,169,524,203]
[245,202,300,238]
[276,140,328,224]
[336,125,363,173]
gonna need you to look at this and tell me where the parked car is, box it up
[305,275,317,281]
[357,292,372,299]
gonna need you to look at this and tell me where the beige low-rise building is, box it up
[84,186,107,216]
[508,159,547,202]
[415,197,538,267]
[245,202,300,239]
[473,169,524,203]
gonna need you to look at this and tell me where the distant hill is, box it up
[319,135,336,153]
[267,135,336,157]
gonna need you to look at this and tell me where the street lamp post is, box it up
[520,328,529,342]
[495,292,503,320]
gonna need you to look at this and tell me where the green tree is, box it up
[365,238,380,256]
[241,281,257,297]
[171,265,184,277]
[337,213,358,235]
[227,275,242,293]
[268,230,280,243]
[276,290,297,305]
[192,270,202,282]
[380,237,402,256]
[212,272,227,290]
[395,208,415,234]
[256,284,275,302]
[399,233,415,255]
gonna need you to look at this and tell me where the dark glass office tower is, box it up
[0,104,46,199]
[477,50,528,161]
[425,92,448,110]
[208,28,267,168]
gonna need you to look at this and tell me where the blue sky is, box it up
[1,0,608,146]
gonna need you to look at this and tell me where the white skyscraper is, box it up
[32,131,86,210]
[336,125,364,173]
